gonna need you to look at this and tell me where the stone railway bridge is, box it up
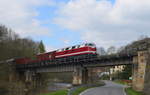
[3,49,150,95]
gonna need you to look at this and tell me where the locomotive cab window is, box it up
[65,47,69,50]
[72,46,76,49]
[88,43,95,47]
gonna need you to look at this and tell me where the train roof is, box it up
[37,43,96,55]
[56,43,96,52]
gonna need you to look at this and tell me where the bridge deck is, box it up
[15,53,135,72]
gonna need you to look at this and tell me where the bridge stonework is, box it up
[72,67,88,85]
[72,67,98,85]
[12,49,150,94]
[143,50,150,95]
[132,50,150,94]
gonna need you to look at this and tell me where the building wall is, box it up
[110,65,125,74]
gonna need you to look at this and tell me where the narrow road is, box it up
[80,81,127,95]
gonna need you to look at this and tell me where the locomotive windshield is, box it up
[89,43,94,46]
[87,43,95,47]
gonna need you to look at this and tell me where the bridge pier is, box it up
[22,71,43,95]
[72,67,99,85]
[87,68,97,83]
[144,50,150,95]
[72,67,88,85]
[132,50,150,92]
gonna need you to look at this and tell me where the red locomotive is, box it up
[15,43,97,65]
[55,43,96,58]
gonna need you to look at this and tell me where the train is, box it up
[15,43,97,65]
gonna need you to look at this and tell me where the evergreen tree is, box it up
[38,41,46,53]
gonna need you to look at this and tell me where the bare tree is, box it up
[107,46,116,55]
[97,47,106,55]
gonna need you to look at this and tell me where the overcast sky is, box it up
[0,0,150,51]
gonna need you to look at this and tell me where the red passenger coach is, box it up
[36,51,55,61]
[15,57,31,64]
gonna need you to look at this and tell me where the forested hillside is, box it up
[0,25,45,95]
[0,25,42,61]
[119,38,150,55]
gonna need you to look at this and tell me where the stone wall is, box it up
[132,51,147,91]
[143,50,150,95]
[132,50,150,95]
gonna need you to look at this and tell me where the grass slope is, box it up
[115,80,128,85]
[40,90,68,95]
[72,87,91,95]
[126,88,144,95]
